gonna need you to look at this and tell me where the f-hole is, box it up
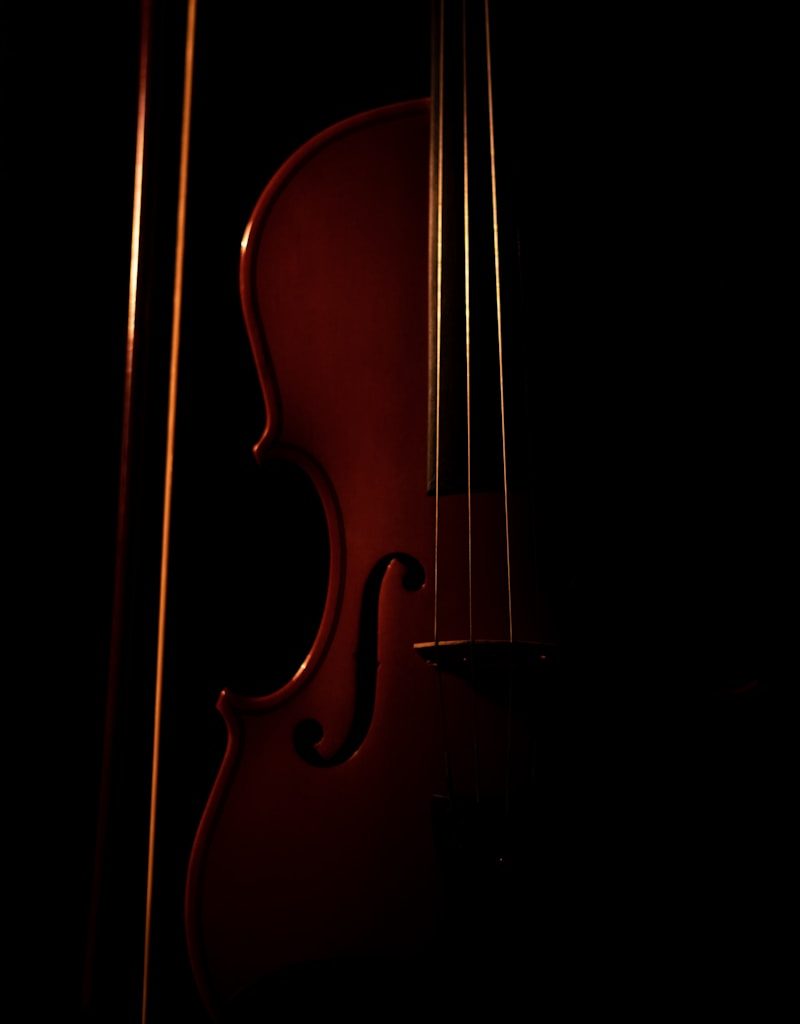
[294,553,425,766]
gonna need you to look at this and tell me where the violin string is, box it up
[463,0,482,811]
[484,0,513,644]
[462,2,474,649]
[482,0,517,821]
[433,0,445,647]
[141,2,197,1021]
[432,0,453,802]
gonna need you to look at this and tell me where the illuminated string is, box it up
[482,0,518,821]
[462,0,484,810]
[141,1,197,1020]
[430,0,455,804]
[484,0,513,642]
[462,2,473,645]
[433,0,445,645]
[82,0,152,1010]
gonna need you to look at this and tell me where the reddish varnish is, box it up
[186,99,546,1016]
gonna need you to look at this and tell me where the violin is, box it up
[80,3,786,1021]
[185,2,560,1016]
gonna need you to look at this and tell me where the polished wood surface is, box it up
[186,97,552,1015]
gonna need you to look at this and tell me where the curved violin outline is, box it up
[185,100,429,1017]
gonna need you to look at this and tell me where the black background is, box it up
[12,2,791,1020]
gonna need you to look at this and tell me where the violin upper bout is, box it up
[239,100,430,467]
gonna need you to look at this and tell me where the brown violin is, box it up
[186,3,558,1016]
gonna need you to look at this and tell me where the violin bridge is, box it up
[413,639,556,679]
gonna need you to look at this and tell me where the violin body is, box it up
[186,99,548,1015]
